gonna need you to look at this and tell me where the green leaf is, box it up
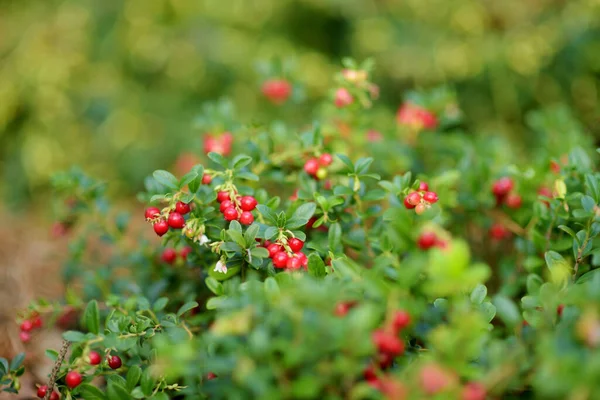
[470,284,487,305]
[153,298,169,312]
[577,268,600,284]
[126,365,142,392]
[9,353,24,370]
[0,358,8,375]
[208,152,226,166]
[45,349,58,362]
[83,300,100,335]
[354,157,374,174]
[328,223,342,254]
[545,251,566,270]
[492,295,520,327]
[231,154,253,170]
[205,277,224,296]
[264,226,278,240]
[140,368,155,396]
[264,277,281,302]
[480,302,496,323]
[177,301,199,317]
[250,247,269,258]
[206,296,228,310]
[307,254,327,278]
[236,171,259,181]
[582,195,596,213]
[227,230,247,249]
[363,189,387,201]
[526,274,543,294]
[292,202,317,223]
[243,223,259,245]
[152,170,178,189]
[336,154,354,171]
[558,225,579,244]
[63,330,87,343]
[107,380,131,400]
[188,165,205,193]
[179,170,198,189]
[79,384,107,400]
[150,393,169,400]
[257,205,278,224]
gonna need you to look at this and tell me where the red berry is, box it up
[153,220,169,236]
[550,160,561,174]
[319,153,333,166]
[161,248,177,264]
[372,329,405,356]
[180,246,192,260]
[144,207,161,220]
[20,320,33,332]
[108,355,122,369]
[217,191,230,203]
[505,193,522,209]
[492,177,514,198]
[168,212,185,229]
[207,372,217,380]
[557,304,565,316]
[418,182,429,191]
[220,200,233,213]
[19,331,31,343]
[334,302,353,317]
[403,196,416,209]
[419,364,454,395]
[423,191,438,204]
[240,196,258,211]
[240,211,254,225]
[286,257,303,270]
[334,87,353,108]
[489,223,510,240]
[50,392,60,400]
[267,244,282,258]
[417,232,437,250]
[304,158,319,176]
[32,316,43,329]
[37,385,48,398]
[379,377,408,400]
[415,203,428,215]
[295,252,308,267]
[288,238,304,252]
[272,251,289,268]
[65,371,83,389]
[202,174,212,185]
[223,207,239,221]
[392,310,411,332]
[261,79,292,104]
[175,202,191,215]
[363,364,377,382]
[461,382,487,400]
[88,351,102,365]
[406,192,421,206]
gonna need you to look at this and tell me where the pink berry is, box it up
[240,211,254,225]
[240,196,258,211]
[153,220,169,236]
[20,320,33,332]
[304,158,319,176]
[418,182,429,191]
[261,79,292,104]
[334,88,353,108]
[108,355,122,369]
[65,371,82,389]
[272,251,289,268]
[175,202,191,215]
[223,207,239,221]
[461,382,487,400]
[505,193,522,209]
[288,238,304,252]
[319,153,333,166]
[419,364,454,395]
[144,207,161,220]
[19,331,31,343]
[168,212,185,229]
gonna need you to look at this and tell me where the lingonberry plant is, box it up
[11,58,600,399]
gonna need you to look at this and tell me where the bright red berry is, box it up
[20,320,33,332]
[423,191,438,204]
[272,251,289,268]
[223,207,239,221]
[88,351,102,365]
[144,207,161,220]
[175,202,191,215]
[180,246,192,260]
[153,220,169,236]
[108,355,122,369]
[217,191,230,203]
[288,238,304,252]
[403,196,416,209]
[220,200,233,213]
[492,177,514,198]
[334,87,353,108]
[304,158,319,176]
[372,329,405,356]
[32,316,43,329]
[267,244,283,258]
[240,196,258,211]
[161,248,177,264]
[207,372,217,380]
[19,331,31,343]
[295,252,308,267]
[168,212,185,229]
[461,382,487,400]
[261,78,292,104]
[65,371,83,389]
[50,392,60,400]
[202,174,212,185]
[37,385,48,398]
[319,153,333,166]
[240,211,254,225]
[286,257,303,270]
[505,193,522,209]
[392,310,411,332]
[418,182,429,191]
[406,192,421,206]
[417,232,437,250]
[489,223,510,240]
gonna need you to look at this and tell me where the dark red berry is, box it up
[319,153,333,166]
[108,355,122,369]
[32,316,43,329]
[65,371,82,389]
[372,329,405,356]
[267,244,282,258]
[492,177,514,198]
[489,223,510,240]
[153,220,169,236]
[272,251,289,268]
[505,193,522,209]
[49,392,60,400]
[88,351,102,365]
[406,192,421,206]
[417,232,437,250]
[144,207,161,220]
[217,191,230,203]
[557,304,565,316]
[219,200,233,213]
[161,248,177,264]
[392,310,411,332]
[19,331,31,343]
[223,207,239,221]
[423,191,438,204]
[180,246,192,260]
[240,196,258,211]
[168,212,185,229]
[418,182,429,191]
[175,202,191,215]
[304,158,319,176]
[207,372,217,380]
[202,174,212,184]
[288,238,304,252]
[240,211,254,225]
[37,385,48,398]
[20,320,33,332]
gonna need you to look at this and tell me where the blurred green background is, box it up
[1,0,599,208]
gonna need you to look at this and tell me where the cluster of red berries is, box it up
[18,314,43,343]
[264,238,308,270]
[203,132,233,156]
[161,246,192,264]
[217,191,257,225]
[303,153,333,180]
[403,182,439,215]
[416,231,447,250]
[396,102,438,131]
[145,201,190,237]
[261,78,292,104]
[491,177,522,209]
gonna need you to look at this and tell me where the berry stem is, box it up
[44,339,71,400]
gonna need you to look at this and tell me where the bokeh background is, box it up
[1,0,599,208]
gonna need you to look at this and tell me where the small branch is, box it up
[44,340,71,400]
